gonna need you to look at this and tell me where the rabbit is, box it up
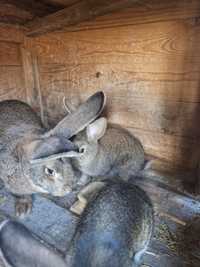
[33,117,146,215]
[0,180,154,267]
[59,117,145,189]
[0,91,105,217]
[0,219,66,267]
[62,95,146,185]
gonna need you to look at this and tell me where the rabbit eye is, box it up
[45,167,55,176]
[79,146,86,153]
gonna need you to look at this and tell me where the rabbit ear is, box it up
[30,151,82,165]
[0,220,66,267]
[86,117,107,142]
[63,96,80,114]
[23,137,78,162]
[46,91,106,139]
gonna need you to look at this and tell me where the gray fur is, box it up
[67,181,154,267]
[0,181,154,267]
[0,220,66,267]
[0,92,105,216]
[70,119,145,184]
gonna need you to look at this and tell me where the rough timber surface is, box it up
[0,25,26,103]
[24,1,200,173]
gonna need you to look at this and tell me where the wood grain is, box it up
[0,41,22,66]
[60,0,200,32]
[2,0,61,17]
[24,14,200,172]
[0,24,24,42]
[131,128,200,171]
[20,47,42,112]
[26,0,140,36]
[0,66,26,101]
[45,0,81,7]
[0,26,26,102]
[0,2,33,25]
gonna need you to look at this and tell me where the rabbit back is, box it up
[0,100,43,141]
[67,181,154,267]
[0,220,66,267]
[73,123,145,180]
[0,181,153,267]
[0,100,44,194]
[101,124,145,178]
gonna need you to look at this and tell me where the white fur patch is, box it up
[134,245,148,265]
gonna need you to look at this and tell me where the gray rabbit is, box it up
[32,116,146,215]
[60,117,145,187]
[0,91,105,216]
[47,99,146,215]
[0,180,154,267]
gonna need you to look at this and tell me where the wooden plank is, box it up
[134,177,200,223]
[0,24,24,43]
[130,128,200,171]
[0,41,21,66]
[20,47,37,106]
[24,16,200,172]
[31,55,45,126]
[0,0,60,17]
[0,28,26,102]
[20,47,46,124]
[25,19,200,134]
[26,74,200,171]
[26,0,141,36]
[25,19,200,69]
[107,100,200,138]
[60,0,200,32]
[0,66,26,100]
[46,0,81,7]
[0,2,33,25]
[35,70,200,139]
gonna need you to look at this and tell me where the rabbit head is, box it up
[19,92,106,196]
[20,136,77,196]
[57,117,108,176]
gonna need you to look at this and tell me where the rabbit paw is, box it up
[70,198,87,215]
[15,196,32,218]
[70,182,106,215]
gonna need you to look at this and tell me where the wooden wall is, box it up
[0,24,26,101]
[2,0,200,175]
[23,0,200,174]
